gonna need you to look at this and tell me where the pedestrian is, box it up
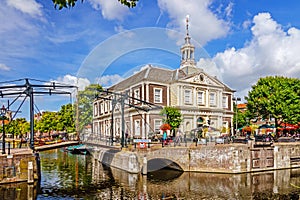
[175,130,182,146]
[162,131,167,146]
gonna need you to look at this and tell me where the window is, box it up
[184,90,192,104]
[222,96,228,108]
[197,91,204,105]
[154,120,162,131]
[94,103,98,116]
[134,120,140,136]
[134,89,140,104]
[199,74,204,82]
[154,88,162,103]
[209,92,216,106]
[104,101,108,112]
[100,102,104,114]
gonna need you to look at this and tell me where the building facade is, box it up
[93,19,235,139]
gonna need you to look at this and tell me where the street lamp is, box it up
[232,97,241,135]
[1,105,6,154]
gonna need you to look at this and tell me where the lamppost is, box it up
[1,105,6,154]
[232,97,241,135]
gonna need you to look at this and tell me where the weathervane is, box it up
[186,14,190,36]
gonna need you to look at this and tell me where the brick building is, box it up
[93,18,235,139]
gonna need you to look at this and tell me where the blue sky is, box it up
[0,0,300,118]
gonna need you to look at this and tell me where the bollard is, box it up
[8,142,10,155]
[142,155,147,175]
[147,142,150,148]
[28,161,34,184]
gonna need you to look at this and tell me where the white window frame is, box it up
[197,91,204,105]
[134,120,141,136]
[154,119,162,132]
[94,103,98,116]
[104,101,108,112]
[222,96,228,108]
[154,88,162,103]
[100,102,104,114]
[134,89,140,104]
[209,92,216,106]
[184,89,192,104]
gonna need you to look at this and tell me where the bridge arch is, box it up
[147,158,183,172]
[142,148,190,173]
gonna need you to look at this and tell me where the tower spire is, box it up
[180,15,196,69]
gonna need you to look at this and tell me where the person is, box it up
[162,131,167,146]
[175,130,182,146]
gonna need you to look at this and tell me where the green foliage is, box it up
[159,107,182,130]
[35,111,57,134]
[232,104,248,129]
[52,0,138,10]
[5,118,29,138]
[245,76,300,126]
[76,84,103,132]
[35,103,76,134]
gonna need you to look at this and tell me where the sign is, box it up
[133,139,151,143]
[139,142,146,149]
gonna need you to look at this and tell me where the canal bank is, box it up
[0,148,39,184]
[0,141,79,184]
[89,141,300,174]
[2,148,300,199]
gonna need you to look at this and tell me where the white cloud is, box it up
[157,0,230,45]
[88,0,129,21]
[224,2,234,18]
[55,74,91,91]
[200,12,300,99]
[242,19,251,30]
[6,0,43,18]
[0,1,41,60]
[0,63,11,71]
[96,74,124,87]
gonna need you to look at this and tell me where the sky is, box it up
[0,0,300,118]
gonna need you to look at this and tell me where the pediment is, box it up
[182,73,223,87]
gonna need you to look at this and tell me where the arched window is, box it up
[197,117,204,127]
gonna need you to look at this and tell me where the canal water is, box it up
[1,148,300,199]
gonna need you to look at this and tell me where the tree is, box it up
[5,118,30,138]
[57,103,76,133]
[160,106,183,136]
[35,111,58,135]
[52,0,138,10]
[245,76,300,129]
[76,84,103,132]
[232,103,248,129]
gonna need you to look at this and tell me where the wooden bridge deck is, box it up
[35,141,80,151]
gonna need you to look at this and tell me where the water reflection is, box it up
[1,148,300,199]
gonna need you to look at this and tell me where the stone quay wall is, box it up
[91,147,140,173]
[0,150,38,184]
[90,142,300,174]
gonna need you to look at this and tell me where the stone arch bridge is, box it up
[90,142,300,174]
